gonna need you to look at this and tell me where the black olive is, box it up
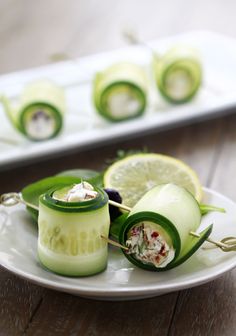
[104,188,122,220]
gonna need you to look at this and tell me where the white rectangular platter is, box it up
[0,30,236,170]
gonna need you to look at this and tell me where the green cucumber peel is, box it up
[41,185,108,213]
[118,211,213,271]
[95,81,146,122]
[1,81,65,141]
[19,103,63,141]
[153,48,202,104]
[22,169,102,222]
[165,224,213,270]
[93,63,147,122]
[199,204,226,216]
[119,211,181,271]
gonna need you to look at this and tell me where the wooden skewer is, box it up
[122,28,159,57]
[109,200,236,252]
[108,200,131,212]
[1,192,236,252]
[100,235,128,251]
[189,231,230,249]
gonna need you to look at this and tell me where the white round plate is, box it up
[0,187,236,301]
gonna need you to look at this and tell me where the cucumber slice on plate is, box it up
[0,80,65,141]
[38,183,110,276]
[93,62,147,122]
[119,184,212,271]
[153,46,202,104]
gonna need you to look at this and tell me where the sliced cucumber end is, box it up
[155,57,202,104]
[99,83,145,121]
[20,103,63,141]
[119,211,181,271]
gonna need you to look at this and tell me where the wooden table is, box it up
[0,1,236,335]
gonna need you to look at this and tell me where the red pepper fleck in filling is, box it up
[151,231,159,238]
[159,245,166,256]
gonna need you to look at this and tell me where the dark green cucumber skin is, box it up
[94,81,146,122]
[119,211,181,271]
[200,204,225,216]
[40,186,108,213]
[119,211,213,272]
[158,66,201,104]
[165,224,213,270]
[19,102,63,141]
[22,170,103,223]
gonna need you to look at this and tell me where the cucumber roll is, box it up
[1,80,65,141]
[93,62,147,122]
[38,182,110,276]
[153,47,202,104]
[119,183,212,271]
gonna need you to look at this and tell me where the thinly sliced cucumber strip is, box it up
[38,184,110,276]
[93,62,147,122]
[153,46,202,104]
[119,184,204,271]
[166,224,213,269]
[1,80,65,141]
[22,170,101,223]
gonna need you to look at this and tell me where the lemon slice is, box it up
[104,153,202,208]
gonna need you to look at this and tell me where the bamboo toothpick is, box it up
[122,28,159,57]
[109,200,236,252]
[1,192,236,252]
[108,200,131,212]
[100,235,128,250]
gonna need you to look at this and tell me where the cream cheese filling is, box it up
[53,182,98,202]
[165,69,192,100]
[126,222,175,268]
[107,92,141,118]
[26,109,56,139]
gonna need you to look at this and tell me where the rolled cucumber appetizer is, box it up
[119,183,212,271]
[1,80,66,141]
[38,182,110,276]
[93,62,147,122]
[153,46,202,104]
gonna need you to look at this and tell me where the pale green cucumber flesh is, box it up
[38,242,108,276]
[38,199,110,276]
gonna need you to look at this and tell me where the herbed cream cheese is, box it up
[53,182,98,202]
[107,92,141,118]
[126,223,175,268]
[165,69,192,100]
[26,109,56,139]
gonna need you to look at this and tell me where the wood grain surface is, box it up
[0,1,236,335]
